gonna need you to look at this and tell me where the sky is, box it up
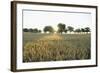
[23,10,92,31]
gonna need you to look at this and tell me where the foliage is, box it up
[64,29,68,33]
[23,23,90,34]
[28,28,34,32]
[43,26,54,33]
[57,23,66,33]
[23,28,29,32]
[67,26,74,32]
[84,27,90,33]
[23,28,41,33]
[81,28,85,32]
[38,30,41,33]
[32,28,39,33]
[74,29,81,33]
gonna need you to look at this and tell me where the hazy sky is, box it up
[23,10,92,31]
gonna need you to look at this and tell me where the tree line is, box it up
[23,23,90,34]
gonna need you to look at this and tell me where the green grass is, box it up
[23,32,91,62]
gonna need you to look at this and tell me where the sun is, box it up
[53,26,58,32]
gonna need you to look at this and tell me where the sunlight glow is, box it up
[23,10,91,31]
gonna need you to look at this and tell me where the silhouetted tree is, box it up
[28,28,33,32]
[57,23,66,34]
[23,28,29,32]
[23,28,42,33]
[81,28,85,32]
[32,28,39,33]
[67,26,74,33]
[74,29,81,33]
[43,26,54,33]
[64,29,68,33]
[38,30,42,33]
[84,27,90,33]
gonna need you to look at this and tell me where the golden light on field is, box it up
[53,26,58,32]
[23,32,91,62]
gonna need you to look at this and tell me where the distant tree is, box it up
[57,23,66,34]
[64,29,68,33]
[38,30,42,33]
[81,28,86,34]
[81,28,85,32]
[28,28,33,32]
[74,29,81,33]
[32,28,39,33]
[23,28,29,32]
[23,28,42,33]
[67,26,74,33]
[43,26,54,33]
[84,27,90,33]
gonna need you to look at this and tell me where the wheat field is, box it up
[23,32,91,62]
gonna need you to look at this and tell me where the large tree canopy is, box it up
[67,26,74,32]
[32,28,39,33]
[84,27,90,33]
[57,23,66,33]
[74,29,81,33]
[43,26,54,33]
[23,28,29,32]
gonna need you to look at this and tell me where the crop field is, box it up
[23,32,91,62]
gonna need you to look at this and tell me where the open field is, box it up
[23,32,91,62]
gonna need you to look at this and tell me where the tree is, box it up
[64,29,68,33]
[57,23,66,34]
[23,28,29,32]
[28,28,33,32]
[23,28,42,33]
[67,26,74,33]
[81,28,85,32]
[43,26,54,33]
[81,28,86,34]
[32,28,39,33]
[84,27,90,33]
[38,30,41,33]
[74,29,81,33]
